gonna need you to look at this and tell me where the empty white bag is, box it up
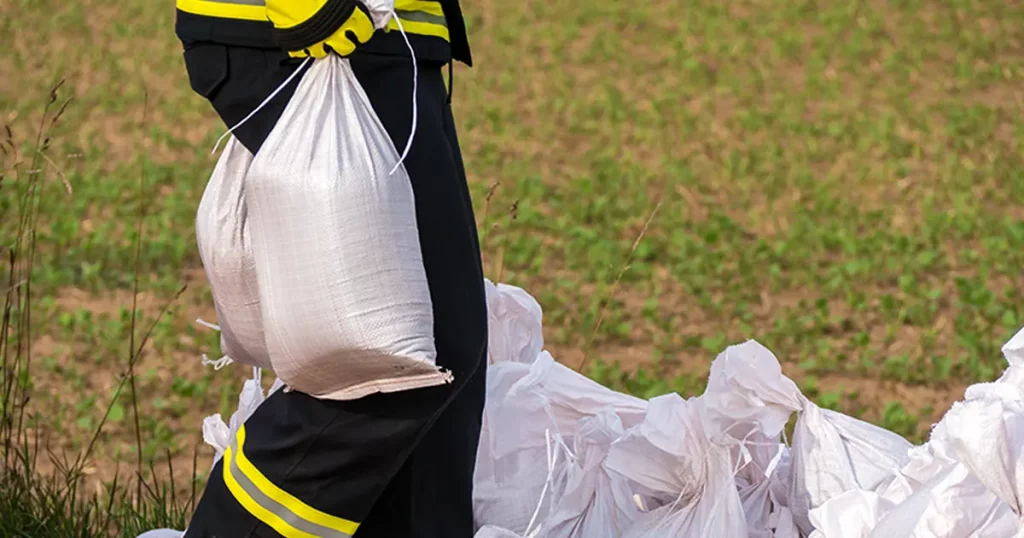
[484,279,545,365]
[474,352,647,533]
[245,55,446,400]
[805,331,1024,538]
[195,137,271,371]
[699,341,802,538]
[537,410,641,538]
[473,279,557,534]
[135,531,183,538]
[605,394,749,538]
[787,397,913,535]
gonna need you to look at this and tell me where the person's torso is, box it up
[175,0,472,66]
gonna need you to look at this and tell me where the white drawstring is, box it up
[196,317,233,369]
[524,428,573,537]
[764,443,787,478]
[195,317,221,331]
[211,57,313,155]
[202,353,234,370]
[388,12,418,176]
[209,15,419,175]
[525,429,557,536]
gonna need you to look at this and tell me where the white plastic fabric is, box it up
[484,279,545,365]
[201,367,285,468]
[362,0,397,29]
[134,531,183,538]
[474,280,562,534]
[473,281,649,534]
[787,397,914,534]
[245,54,447,401]
[806,328,1024,538]
[194,137,270,370]
[605,394,749,537]
[484,352,649,462]
[473,351,648,534]
[536,410,641,538]
[474,526,528,538]
[700,341,802,538]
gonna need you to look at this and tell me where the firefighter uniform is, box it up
[176,1,487,537]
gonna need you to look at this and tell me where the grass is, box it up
[1,0,1023,531]
[1,83,194,535]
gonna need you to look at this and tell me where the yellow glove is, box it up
[266,0,376,58]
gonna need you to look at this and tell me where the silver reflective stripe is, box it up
[226,440,354,538]
[394,9,447,27]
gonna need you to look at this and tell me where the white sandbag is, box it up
[474,440,571,535]
[474,526,527,538]
[472,280,550,532]
[857,412,1013,537]
[472,356,560,533]
[474,352,645,533]
[194,137,271,370]
[537,410,640,538]
[962,327,1024,404]
[735,438,799,538]
[867,463,1020,538]
[605,394,749,538]
[806,331,1024,538]
[943,398,1024,517]
[483,352,647,463]
[245,55,446,400]
[807,490,896,538]
[787,398,913,535]
[135,531,183,538]
[938,327,1024,519]
[484,278,545,365]
[701,340,803,444]
[864,333,1024,536]
[1001,325,1024,369]
[700,340,802,537]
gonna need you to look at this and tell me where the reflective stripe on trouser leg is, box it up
[223,425,360,538]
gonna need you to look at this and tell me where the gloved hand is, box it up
[266,0,377,58]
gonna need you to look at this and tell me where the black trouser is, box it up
[181,45,488,538]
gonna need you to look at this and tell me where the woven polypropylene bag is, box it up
[245,55,446,400]
[195,137,271,371]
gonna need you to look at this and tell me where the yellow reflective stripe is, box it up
[229,425,361,536]
[177,0,268,21]
[178,0,450,41]
[393,0,445,17]
[266,0,330,29]
[387,17,450,41]
[223,446,320,538]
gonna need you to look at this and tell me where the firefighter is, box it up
[176,1,487,536]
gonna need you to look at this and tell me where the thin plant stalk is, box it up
[576,199,662,374]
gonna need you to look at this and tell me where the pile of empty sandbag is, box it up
[474,280,1024,538]
[143,280,1024,538]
